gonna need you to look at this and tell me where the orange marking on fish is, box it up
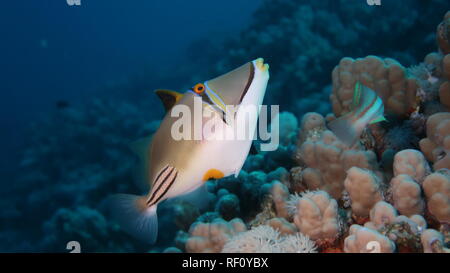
[202,168,224,182]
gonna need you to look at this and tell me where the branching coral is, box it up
[420,113,450,170]
[393,149,431,184]
[185,218,247,253]
[344,167,384,219]
[389,174,425,216]
[364,201,398,230]
[422,170,450,224]
[292,190,341,244]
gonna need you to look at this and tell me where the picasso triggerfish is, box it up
[110,58,270,243]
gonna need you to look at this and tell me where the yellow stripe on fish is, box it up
[204,82,227,113]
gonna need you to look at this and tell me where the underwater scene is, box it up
[1,0,450,254]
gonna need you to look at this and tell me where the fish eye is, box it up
[193,83,205,94]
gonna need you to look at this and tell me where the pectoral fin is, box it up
[155,89,184,112]
[328,115,359,147]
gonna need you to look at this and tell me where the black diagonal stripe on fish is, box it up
[149,170,178,206]
[146,166,175,206]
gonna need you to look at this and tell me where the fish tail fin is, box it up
[369,115,387,124]
[109,194,158,244]
[328,115,358,147]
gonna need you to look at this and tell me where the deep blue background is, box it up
[0,0,260,178]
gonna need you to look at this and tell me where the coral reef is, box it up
[344,225,396,253]
[419,112,450,170]
[423,170,450,224]
[393,149,431,184]
[421,229,450,253]
[291,190,341,246]
[209,0,449,114]
[296,114,379,199]
[185,218,247,253]
[2,1,450,254]
[389,174,425,217]
[344,167,384,219]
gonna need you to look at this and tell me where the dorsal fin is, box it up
[154,89,184,112]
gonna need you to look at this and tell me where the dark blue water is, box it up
[0,0,260,178]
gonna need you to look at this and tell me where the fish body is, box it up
[328,82,386,147]
[110,58,269,243]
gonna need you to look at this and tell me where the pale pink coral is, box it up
[390,174,425,216]
[292,190,340,242]
[393,149,431,184]
[422,170,450,223]
[344,225,396,253]
[185,218,247,253]
[419,112,450,170]
[421,229,450,253]
[344,167,384,218]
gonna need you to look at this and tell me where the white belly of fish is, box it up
[164,70,268,200]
